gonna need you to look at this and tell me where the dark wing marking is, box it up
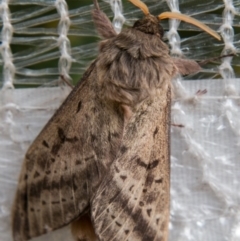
[12,61,124,241]
[92,87,171,241]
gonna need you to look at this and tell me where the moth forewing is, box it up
[92,87,171,241]
[11,62,124,241]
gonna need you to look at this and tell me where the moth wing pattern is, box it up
[92,87,171,241]
[12,61,123,241]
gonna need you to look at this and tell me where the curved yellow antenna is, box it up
[128,0,149,15]
[159,12,221,41]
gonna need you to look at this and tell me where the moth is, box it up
[12,0,221,241]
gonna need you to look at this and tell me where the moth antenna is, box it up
[128,0,149,15]
[158,12,221,41]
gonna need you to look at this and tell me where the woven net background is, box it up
[0,0,240,240]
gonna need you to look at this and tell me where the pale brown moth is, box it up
[12,0,221,241]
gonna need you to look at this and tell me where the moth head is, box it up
[129,0,221,41]
[133,14,164,38]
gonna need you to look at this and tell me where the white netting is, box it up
[0,0,240,241]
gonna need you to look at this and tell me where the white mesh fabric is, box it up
[1,0,15,89]
[55,0,72,80]
[170,79,240,241]
[0,0,240,241]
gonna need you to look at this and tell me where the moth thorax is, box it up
[133,14,164,38]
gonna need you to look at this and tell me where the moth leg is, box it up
[121,104,133,127]
[71,214,98,241]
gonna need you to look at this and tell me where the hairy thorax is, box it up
[96,23,176,110]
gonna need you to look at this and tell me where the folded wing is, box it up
[92,88,171,241]
[12,62,124,241]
